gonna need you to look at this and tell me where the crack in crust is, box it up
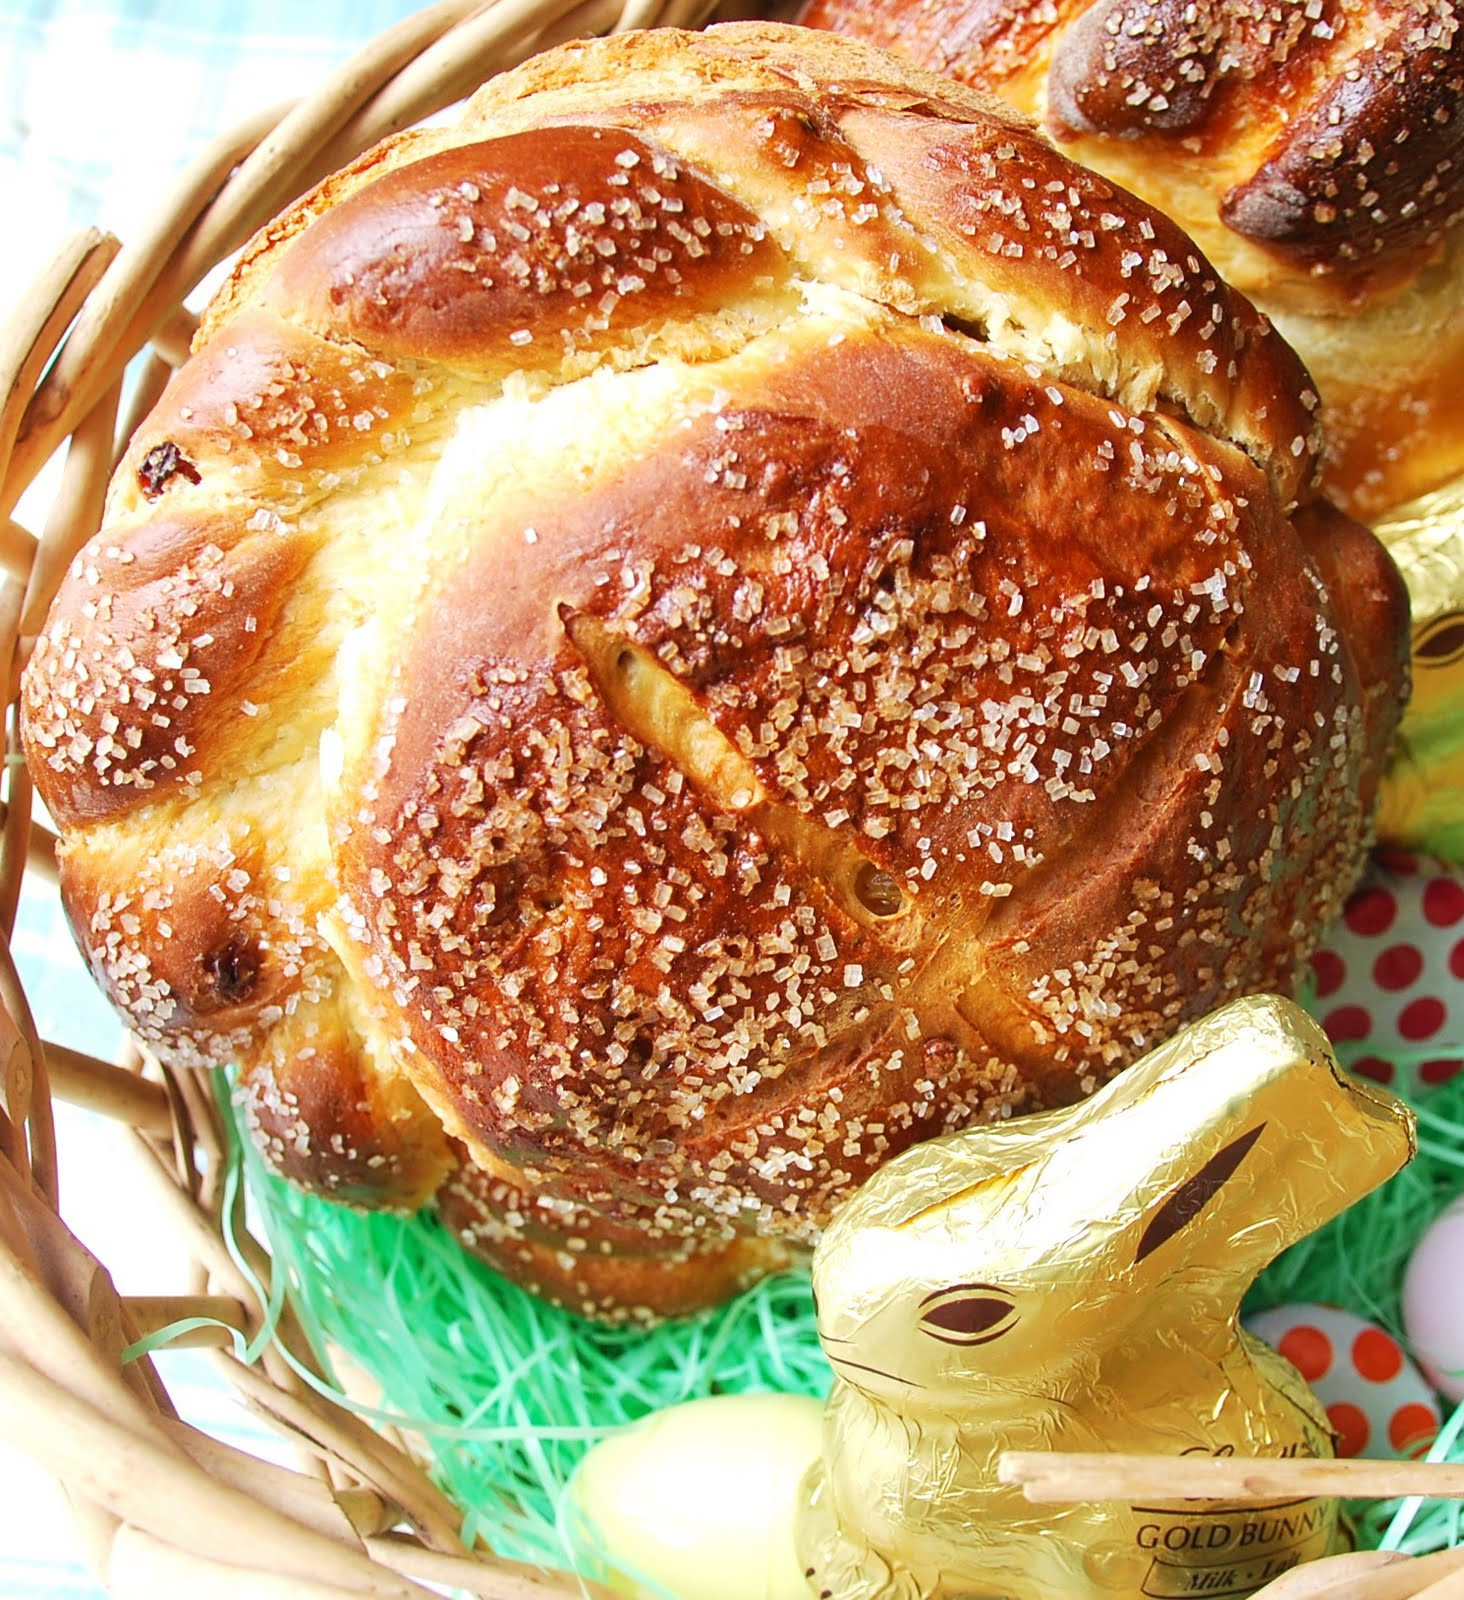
[565,607,915,934]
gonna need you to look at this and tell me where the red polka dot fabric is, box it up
[1307,852,1464,1093]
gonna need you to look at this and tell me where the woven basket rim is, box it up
[0,4,731,1596]
[10,7,1460,1599]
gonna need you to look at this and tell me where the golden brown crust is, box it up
[114,310,424,514]
[798,0,1464,515]
[448,25,1323,503]
[23,511,316,824]
[1043,0,1234,138]
[20,23,1408,1317]
[825,102,1318,508]
[334,313,1381,1243]
[438,1152,798,1323]
[1294,497,1414,808]
[1217,7,1464,283]
[802,0,1463,293]
[238,1009,452,1211]
[1291,265,1464,518]
[268,128,794,374]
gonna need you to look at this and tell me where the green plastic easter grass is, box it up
[205,1069,829,1571]
[121,1053,1464,1577]
[1247,1062,1464,1555]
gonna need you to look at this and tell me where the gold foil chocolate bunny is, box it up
[797,995,1416,1600]
[1374,475,1464,861]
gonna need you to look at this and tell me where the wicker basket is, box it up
[0,4,744,1596]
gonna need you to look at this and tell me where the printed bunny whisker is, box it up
[796,994,1417,1600]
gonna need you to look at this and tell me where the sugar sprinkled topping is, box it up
[18,26,1393,1315]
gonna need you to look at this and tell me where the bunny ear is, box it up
[1133,1123,1266,1265]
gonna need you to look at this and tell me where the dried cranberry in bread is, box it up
[22,23,1407,1321]
[797,0,1464,519]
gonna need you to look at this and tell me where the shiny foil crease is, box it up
[1376,476,1464,859]
[796,995,1416,1600]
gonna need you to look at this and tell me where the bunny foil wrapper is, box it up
[797,995,1416,1600]
[1375,475,1464,863]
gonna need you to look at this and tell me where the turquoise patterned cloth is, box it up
[2,6,426,1594]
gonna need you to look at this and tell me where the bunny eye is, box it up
[918,1284,1018,1346]
[1417,610,1464,667]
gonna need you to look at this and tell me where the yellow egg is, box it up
[569,1392,825,1600]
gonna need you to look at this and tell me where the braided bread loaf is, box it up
[797,0,1464,520]
[23,22,1407,1320]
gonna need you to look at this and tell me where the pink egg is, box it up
[1246,1302,1441,1459]
[1403,1200,1464,1404]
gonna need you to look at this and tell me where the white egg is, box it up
[1403,1199,1464,1403]
[1246,1302,1440,1458]
[569,1392,825,1600]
